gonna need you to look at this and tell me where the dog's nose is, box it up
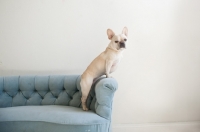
[119,42,126,48]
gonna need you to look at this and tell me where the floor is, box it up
[112,121,200,132]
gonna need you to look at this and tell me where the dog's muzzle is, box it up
[120,42,126,48]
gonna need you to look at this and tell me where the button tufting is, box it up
[1,75,84,107]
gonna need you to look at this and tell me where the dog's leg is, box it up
[80,75,93,111]
[105,60,113,78]
[110,64,118,73]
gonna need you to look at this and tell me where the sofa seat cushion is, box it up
[0,105,110,132]
[0,105,109,125]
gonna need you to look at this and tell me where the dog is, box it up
[80,27,128,111]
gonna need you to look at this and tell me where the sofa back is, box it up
[0,75,84,108]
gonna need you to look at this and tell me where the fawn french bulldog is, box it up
[80,27,128,110]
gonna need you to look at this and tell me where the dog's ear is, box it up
[122,27,128,37]
[107,29,115,40]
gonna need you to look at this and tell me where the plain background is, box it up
[0,0,200,131]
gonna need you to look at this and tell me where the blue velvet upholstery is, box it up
[0,75,118,132]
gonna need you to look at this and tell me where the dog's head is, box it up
[107,27,128,50]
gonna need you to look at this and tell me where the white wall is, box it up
[1,0,200,131]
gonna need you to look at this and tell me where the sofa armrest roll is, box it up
[94,77,118,120]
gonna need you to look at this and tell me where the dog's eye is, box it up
[115,41,119,43]
[124,39,127,41]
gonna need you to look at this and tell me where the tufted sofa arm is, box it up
[92,77,118,120]
[76,76,118,120]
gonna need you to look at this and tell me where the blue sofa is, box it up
[0,75,118,132]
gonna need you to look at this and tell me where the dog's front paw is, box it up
[106,74,112,78]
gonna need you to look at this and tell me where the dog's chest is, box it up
[112,53,123,66]
[113,59,120,66]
